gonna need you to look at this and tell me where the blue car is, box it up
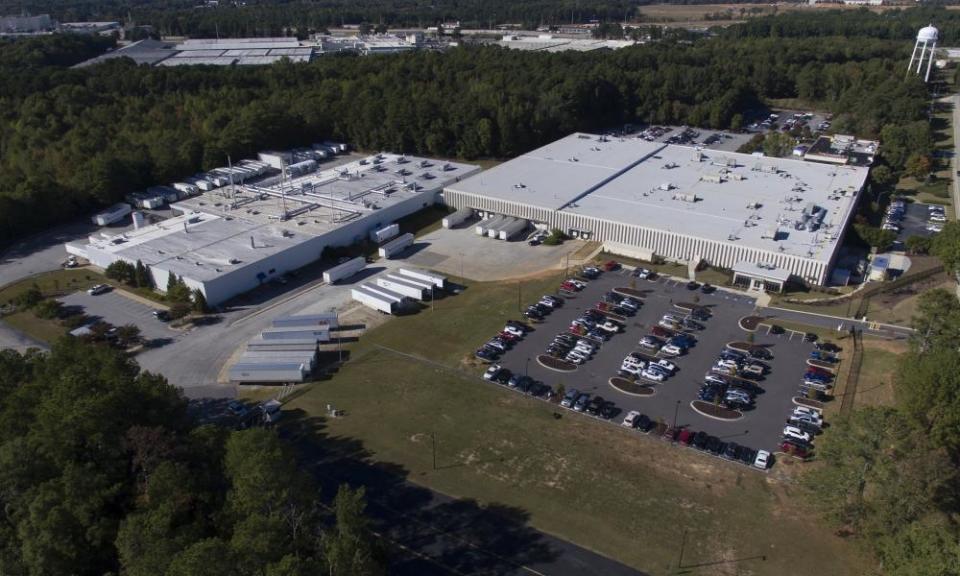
[803,371,832,383]
[670,334,695,348]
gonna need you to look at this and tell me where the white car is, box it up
[574,344,595,356]
[783,426,811,443]
[715,358,739,369]
[793,406,822,421]
[655,359,677,372]
[622,410,641,427]
[566,279,586,289]
[712,365,735,376]
[599,321,620,333]
[621,298,640,310]
[641,368,665,382]
[483,364,502,381]
[635,268,650,279]
[658,319,679,330]
[539,298,559,309]
[564,353,586,365]
[753,450,771,470]
[620,363,643,376]
[929,214,947,223]
[662,314,683,324]
[503,325,524,337]
[87,284,111,296]
[660,344,683,356]
[927,224,944,233]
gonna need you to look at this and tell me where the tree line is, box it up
[0,32,930,246]
[803,283,960,576]
[0,338,386,576]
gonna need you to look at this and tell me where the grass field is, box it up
[853,340,907,408]
[0,268,102,304]
[863,277,954,326]
[274,277,873,576]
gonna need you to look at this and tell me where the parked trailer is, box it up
[91,203,131,226]
[442,206,473,229]
[498,218,529,241]
[398,267,446,289]
[370,223,400,243]
[384,273,433,294]
[352,286,397,314]
[272,312,338,329]
[239,351,317,368]
[375,275,427,300]
[476,215,506,236]
[260,327,330,342]
[378,233,414,259]
[488,216,517,238]
[245,339,320,352]
[172,182,199,197]
[323,256,366,284]
[229,362,308,383]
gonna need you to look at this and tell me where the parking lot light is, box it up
[673,399,681,430]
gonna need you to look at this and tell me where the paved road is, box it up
[0,321,48,353]
[759,305,913,340]
[0,220,103,288]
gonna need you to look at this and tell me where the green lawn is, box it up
[0,268,103,304]
[853,342,906,408]
[273,279,872,576]
[2,310,70,343]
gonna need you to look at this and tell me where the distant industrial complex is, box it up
[67,145,478,304]
[443,133,871,290]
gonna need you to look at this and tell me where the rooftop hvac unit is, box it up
[672,193,699,203]
[659,182,674,191]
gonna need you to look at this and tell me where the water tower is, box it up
[907,24,938,82]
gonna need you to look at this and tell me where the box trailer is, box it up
[245,338,319,352]
[240,352,317,369]
[375,275,427,300]
[378,233,414,259]
[323,257,366,284]
[488,216,516,238]
[498,218,528,241]
[442,206,473,229]
[398,267,446,289]
[272,312,339,329]
[352,286,397,314]
[260,327,330,342]
[385,273,433,294]
[370,223,400,244]
[172,182,199,197]
[229,362,308,383]
[91,203,131,226]
[476,215,506,236]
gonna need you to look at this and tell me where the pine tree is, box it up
[191,289,208,314]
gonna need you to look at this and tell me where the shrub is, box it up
[32,299,63,319]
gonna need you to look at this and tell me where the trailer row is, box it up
[474,215,529,240]
[230,312,339,383]
[351,268,447,314]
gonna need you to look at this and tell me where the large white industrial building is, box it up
[442,133,870,289]
[67,153,478,304]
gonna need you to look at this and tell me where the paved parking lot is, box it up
[491,268,820,455]
[60,290,171,343]
[895,201,944,243]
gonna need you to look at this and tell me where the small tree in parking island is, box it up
[555,383,565,403]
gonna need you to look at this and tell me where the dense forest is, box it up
[0,339,386,575]
[0,32,930,244]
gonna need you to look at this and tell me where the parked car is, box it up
[641,368,665,382]
[483,364,502,381]
[700,283,716,294]
[783,426,812,443]
[622,410,641,427]
[753,450,771,470]
[655,358,677,372]
[503,325,525,337]
[678,428,693,445]
[722,442,740,460]
[573,393,591,412]
[475,347,499,361]
[780,440,812,458]
[635,414,653,432]
[87,284,111,296]
[749,348,772,360]
[560,388,581,408]
[152,309,170,322]
[582,266,601,279]
[603,260,620,271]
[660,344,683,357]
[686,281,700,290]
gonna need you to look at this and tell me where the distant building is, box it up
[803,135,879,167]
[0,13,54,35]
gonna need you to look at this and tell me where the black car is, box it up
[507,320,531,332]
[691,431,709,450]
[493,369,512,384]
[690,308,710,321]
[635,414,653,432]
[706,437,723,455]
[722,442,740,460]
[531,383,554,400]
[599,401,618,420]
[686,281,700,290]
[524,309,544,320]
[700,283,716,294]
[816,342,841,353]
[475,347,499,361]
[749,347,772,360]
[585,396,604,416]
[803,332,818,343]
[682,319,703,331]
[738,446,757,465]
[152,309,170,321]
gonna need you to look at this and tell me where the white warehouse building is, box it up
[442,133,870,289]
[67,153,478,305]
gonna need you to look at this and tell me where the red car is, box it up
[603,260,620,271]
[596,301,610,311]
[806,366,833,377]
[498,331,519,342]
[678,428,693,445]
[780,441,811,459]
[560,282,577,292]
[651,326,673,338]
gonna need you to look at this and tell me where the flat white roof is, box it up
[448,133,869,263]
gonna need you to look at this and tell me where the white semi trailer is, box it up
[323,256,365,284]
[442,206,473,229]
[351,286,398,314]
[398,267,446,289]
[370,223,400,243]
[375,275,427,300]
[498,218,528,241]
[378,233,414,259]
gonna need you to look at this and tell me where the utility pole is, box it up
[673,399,681,430]
[431,431,437,471]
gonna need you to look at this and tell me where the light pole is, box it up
[431,431,437,471]
[673,399,681,430]
[525,357,531,377]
